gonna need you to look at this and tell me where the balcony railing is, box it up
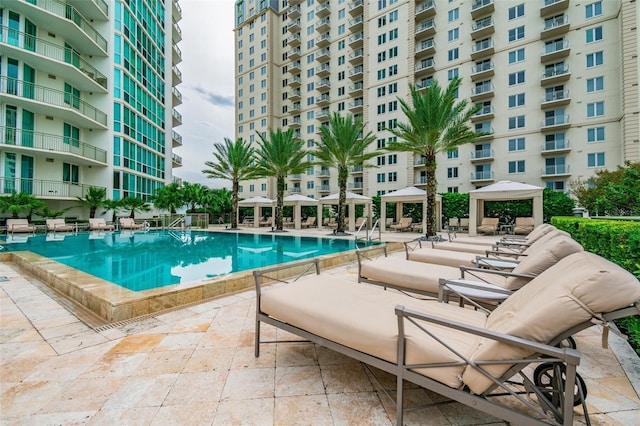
[543,164,570,175]
[0,26,107,89]
[542,65,569,79]
[319,169,330,177]
[472,16,493,32]
[473,38,494,53]
[0,127,107,163]
[471,82,494,96]
[348,182,363,189]
[415,19,435,34]
[172,153,182,165]
[172,130,183,145]
[542,139,570,152]
[414,176,427,185]
[416,1,435,14]
[472,0,493,10]
[470,148,494,160]
[414,157,426,166]
[415,38,435,53]
[350,166,363,173]
[319,184,331,191]
[0,77,107,126]
[543,15,568,30]
[543,40,569,55]
[474,105,494,117]
[542,114,569,127]
[471,170,494,181]
[0,177,103,198]
[23,0,107,52]
[472,61,493,74]
[543,90,569,103]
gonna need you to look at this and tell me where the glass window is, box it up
[586,76,604,92]
[447,68,459,81]
[389,28,398,40]
[448,8,459,22]
[508,26,525,42]
[447,148,459,159]
[508,115,526,129]
[508,48,525,64]
[587,126,605,142]
[508,93,525,108]
[587,101,604,117]
[508,138,525,151]
[508,4,525,20]
[586,51,604,67]
[447,167,458,178]
[586,26,603,43]
[448,48,459,61]
[448,28,459,42]
[508,71,525,85]
[508,160,525,174]
[587,152,605,167]
[585,1,603,18]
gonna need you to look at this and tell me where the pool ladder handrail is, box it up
[165,215,185,229]
[355,217,381,242]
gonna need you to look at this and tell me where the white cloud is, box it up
[173,0,236,189]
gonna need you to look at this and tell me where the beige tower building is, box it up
[233,0,639,199]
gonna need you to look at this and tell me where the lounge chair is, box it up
[259,217,273,227]
[355,217,366,229]
[447,217,459,232]
[46,218,75,233]
[119,217,144,230]
[389,217,412,232]
[327,217,346,229]
[300,217,316,228]
[255,254,640,425]
[5,219,36,234]
[358,235,583,300]
[459,217,469,231]
[513,217,535,235]
[477,217,499,235]
[88,218,115,231]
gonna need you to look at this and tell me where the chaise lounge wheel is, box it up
[533,362,587,407]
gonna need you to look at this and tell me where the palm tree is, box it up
[120,197,151,219]
[255,128,311,231]
[313,112,377,235]
[1,192,45,220]
[202,137,260,229]
[151,182,185,214]
[102,199,122,223]
[76,186,106,218]
[386,77,482,237]
[181,182,209,213]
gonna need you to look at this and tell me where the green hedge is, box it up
[551,217,640,354]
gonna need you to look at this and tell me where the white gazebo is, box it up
[469,180,544,236]
[237,196,275,228]
[283,194,319,229]
[318,191,372,232]
[380,186,442,232]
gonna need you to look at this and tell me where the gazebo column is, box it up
[254,206,260,228]
[317,205,322,230]
[469,197,478,236]
[380,201,387,232]
[533,195,544,227]
[396,203,403,223]
[294,204,302,229]
[348,203,356,232]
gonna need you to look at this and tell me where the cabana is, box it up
[238,196,275,228]
[380,186,442,232]
[318,191,372,232]
[469,180,543,236]
[283,194,319,229]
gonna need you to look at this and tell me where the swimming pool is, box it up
[2,230,379,291]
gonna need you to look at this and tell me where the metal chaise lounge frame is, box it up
[254,255,640,425]
[5,218,36,235]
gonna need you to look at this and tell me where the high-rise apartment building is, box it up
[0,0,182,214]
[234,0,638,199]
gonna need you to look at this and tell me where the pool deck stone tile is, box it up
[1,230,639,425]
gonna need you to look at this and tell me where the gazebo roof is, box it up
[470,180,543,200]
[471,180,542,193]
[238,196,274,205]
[381,186,425,198]
[283,194,318,205]
[319,191,371,204]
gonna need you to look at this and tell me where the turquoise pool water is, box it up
[2,230,378,291]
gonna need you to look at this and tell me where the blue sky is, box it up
[173,0,236,188]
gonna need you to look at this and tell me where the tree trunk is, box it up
[276,176,284,231]
[425,157,437,237]
[89,207,96,218]
[231,180,239,228]
[337,167,348,234]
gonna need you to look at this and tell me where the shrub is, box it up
[552,216,640,355]
[441,192,469,221]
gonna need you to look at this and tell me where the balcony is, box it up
[348,66,364,80]
[316,79,330,92]
[470,61,494,81]
[415,1,436,19]
[68,0,109,20]
[0,178,104,199]
[470,148,494,162]
[289,89,301,101]
[172,153,183,167]
[315,17,331,32]
[414,157,426,167]
[289,75,302,87]
[541,40,570,62]
[541,114,570,131]
[348,182,363,190]
[541,140,571,155]
[471,16,494,39]
[316,48,330,62]
[319,168,331,177]
[172,86,183,105]
[172,0,181,19]
[173,20,182,42]
[349,15,364,33]
[172,108,182,126]
[541,90,571,108]
[288,47,301,60]
[290,117,302,128]
[470,170,494,183]
[173,44,182,64]
[541,15,569,38]
[471,0,494,19]
[350,166,363,174]
[415,58,435,76]
[290,103,301,113]
[349,82,363,95]
[540,0,569,17]
[288,62,301,74]
[11,0,108,55]
[541,164,571,178]
[173,130,183,147]
[316,64,330,77]
[471,105,494,121]
[288,19,301,32]
[348,0,363,16]
[316,33,331,47]
[172,65,182,85]
[0,127,107,166]
[287,33,301,47]
[289,0,303,5]
[470,82,494,101]
[316,94,330,106]
[315,110,329,120]
[414,176,427,185]
[316,2,330,17]
[1,77,107,129]
[348,98,364,112]
[348,32,364,48]
[349,48,364,64]
[414,38,436,58]
[288,4,301,18]
[415,78,433,90]
[289,174,302,181]
[540,65,570,85]
[318,184,331,192]
[474,124,494,141]
[471,38,494,60]
[1,26,108,93]
[415,19,436,37]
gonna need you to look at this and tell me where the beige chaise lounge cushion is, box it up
[513,217,535,235]
[6,219,36,233]
[360,257,458,295]
[46,219,74,232]
[408,247,477,268]
[261,276,487,389]
[434,242,493,255]
[463,251,640,394]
